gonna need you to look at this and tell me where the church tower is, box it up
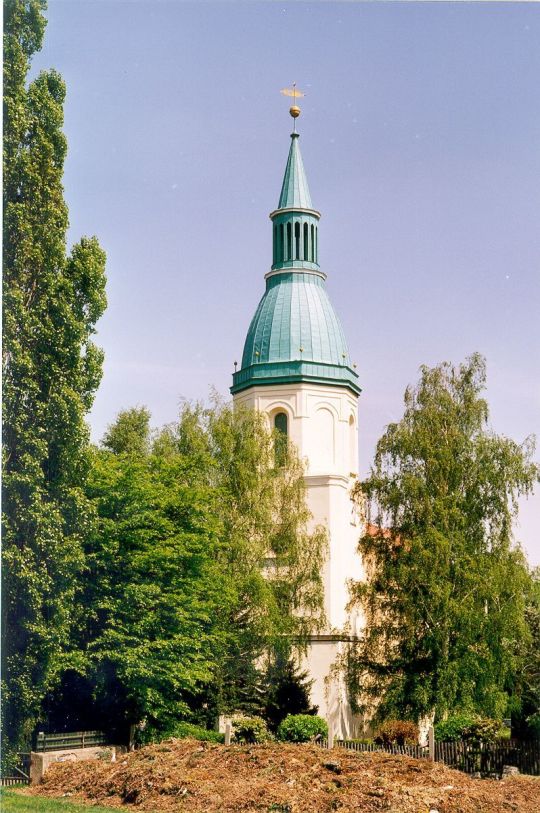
[231,107,364,737]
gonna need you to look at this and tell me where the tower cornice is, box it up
[269,206,321,220]
[264,267,327,282]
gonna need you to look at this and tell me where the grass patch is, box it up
[0,788,119,812]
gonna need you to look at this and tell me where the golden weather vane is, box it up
[280,82,305,131]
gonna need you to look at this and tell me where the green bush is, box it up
[434,715,476,742]
[232,716,270,744]
[434,715,502,744]
[140,721,224,745]
[277,714,328,743]
[169,722,224,743]
[374,720,418,746]
[462,718,501,744]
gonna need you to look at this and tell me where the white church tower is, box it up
[231,105,364,738]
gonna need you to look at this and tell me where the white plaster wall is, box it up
[234,382,365,737]
[299,639,366,739]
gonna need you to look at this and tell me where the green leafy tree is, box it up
[50,402,326,735]
[176,401,327,717]
[2,0,107,755]
[513,568,540,737]
[348,354,537,724]
[102,407,151,456]
[73,429,229,736]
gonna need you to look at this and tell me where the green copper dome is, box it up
[242,273,348,367]
[231,130,360,397]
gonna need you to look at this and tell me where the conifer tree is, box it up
[264,652,317,732]
[2,0,107,755]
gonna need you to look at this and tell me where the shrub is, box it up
[434,715,476,743]
[277,714,328,743]
[435,715,502,744]
[526,713,540,739]
[374,720,418,746]
[170,722,225,743]
[140,721,224,745]
[233,716,270,744]
[462,718,504,744]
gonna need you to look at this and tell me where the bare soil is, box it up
[29,738,540,812]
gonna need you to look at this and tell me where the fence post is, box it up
[327,722,334,750]
[428,726,435,761]
[224,721,232,746]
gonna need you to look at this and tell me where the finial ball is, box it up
[289,105,301,119]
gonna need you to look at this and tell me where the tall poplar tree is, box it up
[2,0,107,755]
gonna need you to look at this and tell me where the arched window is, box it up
[274,412,288,465]
[273,225,277,265]
[310,224,315,262]
[274,412,288,436]
[279,224,284,262]
[295,222,300,260]
[286,222,292,261]
[315,226,318,263]
[303,222,308,260]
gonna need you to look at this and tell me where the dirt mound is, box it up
[30,738,540,812]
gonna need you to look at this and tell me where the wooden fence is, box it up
[1,777,27,787]
[35,730,108,752]
[0,752,31,787]
[335,740,429,760]
[435,738,540,776]
[327,737,540,777]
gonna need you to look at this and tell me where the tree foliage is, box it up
[102,407,151,457]
[2,0,107,755]
[514,569,540,736]
[348,354,537,723]
[263,654,317,732]
[54,402,326,735]
[169,401,327,718]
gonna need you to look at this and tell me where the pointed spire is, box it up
[278,133,313,210]
[269,129,320,274]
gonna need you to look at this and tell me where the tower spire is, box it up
[270,87,320,273]
[278,131,313,210]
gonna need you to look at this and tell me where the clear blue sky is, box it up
[32,1,540,565]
